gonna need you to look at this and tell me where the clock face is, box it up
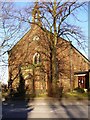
[33,35,39,41]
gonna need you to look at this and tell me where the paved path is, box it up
[2,98,89,119]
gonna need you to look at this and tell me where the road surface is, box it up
[2,97,89,119]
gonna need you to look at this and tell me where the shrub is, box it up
[2,84,8,92]
[74,87,85,93]
[87,88,90,92]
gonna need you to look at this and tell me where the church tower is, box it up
[32,1,42,26]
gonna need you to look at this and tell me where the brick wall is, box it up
[8,25,89,93]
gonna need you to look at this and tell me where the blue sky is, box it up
[66,7,88,56]
[15,2,88,54]
[88,2,90,60]
[0,2,88,84]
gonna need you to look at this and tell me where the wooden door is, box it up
[78,76,85,88]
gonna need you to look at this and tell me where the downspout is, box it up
[70,41,73,91]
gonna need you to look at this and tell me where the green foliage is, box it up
[87,88,90,92]
[2,91,9,98]
[17,68,26,97]
[17,79,26,96]
[74,87,85,93]
[52,83,63,98]
[2,84,8,92]
[63,91,88,100]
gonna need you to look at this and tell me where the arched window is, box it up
[33,52,41,64]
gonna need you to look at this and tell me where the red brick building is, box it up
[8,4,90,96]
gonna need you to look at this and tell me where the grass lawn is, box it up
[63,91,89,100]
[1,90,90,101]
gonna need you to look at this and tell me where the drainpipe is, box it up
[70,41,73,91]
[89,69,90,89]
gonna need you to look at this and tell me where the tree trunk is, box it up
[47,80,53,97]
[52,0,58,95]
[47,50,53,96]
[48,46,58,96]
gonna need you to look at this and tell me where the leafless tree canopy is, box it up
[0,1,88,85]
[0,1,87,56]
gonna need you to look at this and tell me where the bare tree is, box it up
[33,1,87,95]
[1,1,88,95]
[0,2,30,63]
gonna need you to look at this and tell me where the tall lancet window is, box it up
[33,52,41,64]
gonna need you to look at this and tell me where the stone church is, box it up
[8,3,90,96]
